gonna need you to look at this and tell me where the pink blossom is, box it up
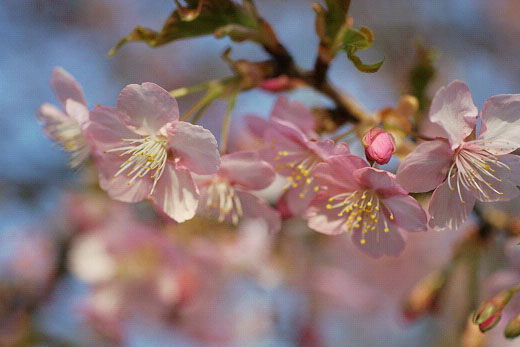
[397,81,520,231]
[257,115,349,215]
[86,82,220,222]
[195,151,281,233]
[305,155,427,258]
[36,67,90,167]
[362,127,396,165]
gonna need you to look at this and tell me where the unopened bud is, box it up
[403,270,446,321]
[260,75,291,92]
[479,312,501,332]
[473,289,514,324]
[505,313,520,339]
[362,127,396,165]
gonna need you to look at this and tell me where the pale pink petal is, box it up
[499,154,520,186]
[244,115,270,138]
[468,163,520,202]
[429,81,478,149]
[86,106,139,157]
[36,103,71,140]
[396,140,454,193]
[270,119,309,146]
[381,195,427,232]
[260,128,309,176]
[97,154,152,203]
[117,83,179,135]
[419,116,449,139]
[428,178,476,231]
[218,151,274,190]
[151,163,199,223]
[307,139,336,159]
[313,155,368,191]
[354,167,407,197]
[166,121,220,175]
[479,94,520,150]
[306,193,346,235]
[51,67,87,107]
[333,141,351,155]
[270,96,316,136]
[286,183,317,215]
[65,99,89,128]
[236,190,281,233]
[351,220,405,258]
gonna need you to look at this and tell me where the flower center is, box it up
[448,145,510,203]
[202,179,243,226]
[326,190,393,245]
[275,150,321,198]
[106,136,168,195]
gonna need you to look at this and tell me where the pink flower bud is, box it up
[473,289,514,324]
[362,127,396,165]
[478,312,501,332]
[260,75,292,92]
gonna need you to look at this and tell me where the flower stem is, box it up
[180,89,221,122]
[169,76,237,98]
[220,91,238,155]
[384,122,435,141]
[332,126,359,142]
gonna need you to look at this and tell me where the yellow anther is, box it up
[367,202,372,207]
[384,227,389,232]
[314,186,319,192]
[326,204,332,210]
[360,239,366,244]
[292,183,298,188]
[389,214,394,221]
[299,193,305,198]
[328,197,334,202]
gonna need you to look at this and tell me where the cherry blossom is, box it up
[195,151,281,233]
[306,155,427,258]
[256,115,349,216]
[37,67,90,167]
[397,81,520,231]
[86,82,220,222]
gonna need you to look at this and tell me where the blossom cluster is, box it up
[38,69,520,258]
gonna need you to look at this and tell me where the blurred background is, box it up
[2,0,520,346]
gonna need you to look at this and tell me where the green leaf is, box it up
[324,0,351,40]
[108,0,259,57]
[342,27,384,73]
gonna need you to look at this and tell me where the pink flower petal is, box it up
[166,121,220,175]
[396,140,454,193]
[306,192,347,235]
[354,167,407,197]
[333,141,351,155]
[428,178,476,231]
[468,162,520,202]
[86,106,139,157]
[499,154,520,186]
[479,94,520,151]
[429,81,478,149]
[97,153,152,203]
[236,190,281,233]
[151,164,199,223]
[244,115,270,138]
[36,103,70,139]
[270,96,316,137]
[117,83,179,135]
[286,183,317,215]
[381,195,427,232]
[51,67,87,107]
[65,99,89,128]
[218,151,274,190]
[351,221,406,258]
[313,155,368,191]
